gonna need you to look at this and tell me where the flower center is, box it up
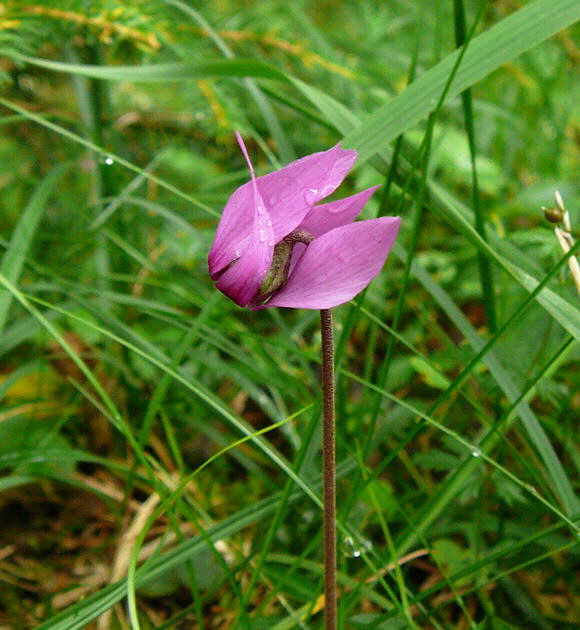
[253,229,314,305]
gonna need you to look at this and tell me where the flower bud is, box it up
[543,206,564,224]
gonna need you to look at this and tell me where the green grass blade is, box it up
[15,290,323,508]
[0,165,67,334]
[453,0,497,332]
[9,52,289,83]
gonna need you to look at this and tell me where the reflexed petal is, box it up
[255,143,357,241]
[216,234,272,307]
[208,183,255,278]
[263,217,401,309]
[208,133,263,277]
[214,134,274,306]
[287,187,380,277]
[298,186,379,237]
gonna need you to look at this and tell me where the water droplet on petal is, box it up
[257,205,266,215]
[258,229,267,242]
[304,188,319,205]
[268,240,275,247]
[235,249,241,257]
[320,185,335,197]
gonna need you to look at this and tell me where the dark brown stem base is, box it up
[320,308,337,630]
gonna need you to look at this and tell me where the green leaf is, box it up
[9,53,289,83]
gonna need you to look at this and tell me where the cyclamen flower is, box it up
[208,133,400,310]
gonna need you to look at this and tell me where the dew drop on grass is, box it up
[341,535,372,558]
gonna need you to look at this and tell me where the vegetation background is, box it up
[0,0,578,628]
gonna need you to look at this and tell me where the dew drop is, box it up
[268,240,275,246]
[235,249,241,257]
[304,188,319,204]
[258,229,267,242]
[320,185,334,197]
[104,156,114,165]
[471,449,481,458]
[341,535,372,558]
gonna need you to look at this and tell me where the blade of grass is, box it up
[402,241,579,514]
[0,164,67,334]
[7,52,289,83]
[342,338,578,533]
[453,0,497,332]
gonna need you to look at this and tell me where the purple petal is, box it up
[298,186,380,237]
[262,217,401,309]
[208,182,255,278]
[255,143,357,241]
[208,134,264,277]
[286,186,380,278]
[215,231,271,307]
[214,134,274,306]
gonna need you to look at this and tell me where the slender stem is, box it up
[320,308,337,630]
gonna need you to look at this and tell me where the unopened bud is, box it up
[543,206,564,224]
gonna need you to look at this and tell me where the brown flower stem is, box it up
[320,308,337,630]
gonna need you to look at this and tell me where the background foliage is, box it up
[0,0,578,628]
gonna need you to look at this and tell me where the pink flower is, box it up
[208,133,401,310]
